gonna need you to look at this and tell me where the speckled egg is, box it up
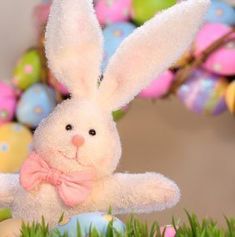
[177,69,228,116]
[139,70,175,99]
[95,0,132,26]
[194,23,235,76]
[55,212,125,237]
[13,49,42,90]
[132,0,176,25]
[206,0,235,25]
[0,81,17,125]
[102,22,136,70]
[16,83,56,128]
[225,81,235,114]
[0,123,32,173]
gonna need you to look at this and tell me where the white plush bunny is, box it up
[0,0,210,225]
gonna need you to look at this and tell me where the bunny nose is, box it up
[71,135,85,147]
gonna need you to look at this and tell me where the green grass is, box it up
[17,211,235,237]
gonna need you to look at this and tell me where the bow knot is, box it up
[20,152,96,207]
[45,168,62,186]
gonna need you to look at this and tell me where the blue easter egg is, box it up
[206,0,235,25]
[55,212,125,237]
[102,22,136,71]
[16,83,56,128]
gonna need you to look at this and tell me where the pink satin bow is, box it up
[20,152,96,207]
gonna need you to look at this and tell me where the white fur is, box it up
[0,0,210,225]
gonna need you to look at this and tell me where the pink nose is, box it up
[71,135,85,147]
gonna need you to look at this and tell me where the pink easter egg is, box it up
[0,81,17,125]
[139,70,175,99]
[95,0,132,26]
[33,3,51,31]
[194,23,235,76]
[160,225,176,237]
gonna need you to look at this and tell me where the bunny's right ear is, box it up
[97,0,210,111]
[45,0,103,99]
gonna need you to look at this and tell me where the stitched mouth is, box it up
[58,150,84,166]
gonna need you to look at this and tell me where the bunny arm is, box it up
[0,173,19,207]
[87,172,180,214]
[0,172,179,224]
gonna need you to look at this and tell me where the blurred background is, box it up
[0,0,235,226]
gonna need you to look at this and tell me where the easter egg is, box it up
[206,0,235,25]
[16,83,57,128]
[225,81,235,114]
[0,123,32,173]
[95,0,132,26]
[0,81,17,125]
[132,0,176,25]
[139,70,175,99]
[33,3,51,31]
[222,0,235,7]
[103,22,136,70]
[13,49,42,90]
[113,105,129,121]
[194,23,235,76]
[0,208,12,222]
[0,219,22,237]
[177,69,228,116]
[161,225,176,237]
[55,212,125,237]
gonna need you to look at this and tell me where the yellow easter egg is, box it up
[225,81,235,114]
[0,219,22,237]
[0,123,32,173]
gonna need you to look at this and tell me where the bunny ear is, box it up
[97,0,210,111]
[45,0,103,98]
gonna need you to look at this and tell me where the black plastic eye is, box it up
[65,124,73,131]
[89,129,96,136]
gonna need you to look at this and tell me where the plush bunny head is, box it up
[33,0,210,178]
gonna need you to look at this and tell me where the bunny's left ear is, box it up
[97,0,210,111]
[45,0,103,99]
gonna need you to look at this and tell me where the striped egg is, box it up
[177,69,228,116]
[225,81,235,114]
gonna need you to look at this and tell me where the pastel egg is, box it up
[177,69,228,116]
[13,49,42,90]
[206,0,235,25]
[113,105,129,121]
[0,219,22,237]
[54,212,125,237]
[16,83,57,128]
[139,70,175,99]
[102,22,136,70]
[225,81,235,114]
[0,81,17,125]
[132,0,176,25]
[222,0,235,7]
[0,123,32,173]
[33,3,51,31]
[0,208,12,222]
[160,225,176,237]
[95,0,132,26]
[194,23,235,76]
[48,71,68,95]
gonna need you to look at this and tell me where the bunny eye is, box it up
[89,129,96,136]
[65,124,73,131]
